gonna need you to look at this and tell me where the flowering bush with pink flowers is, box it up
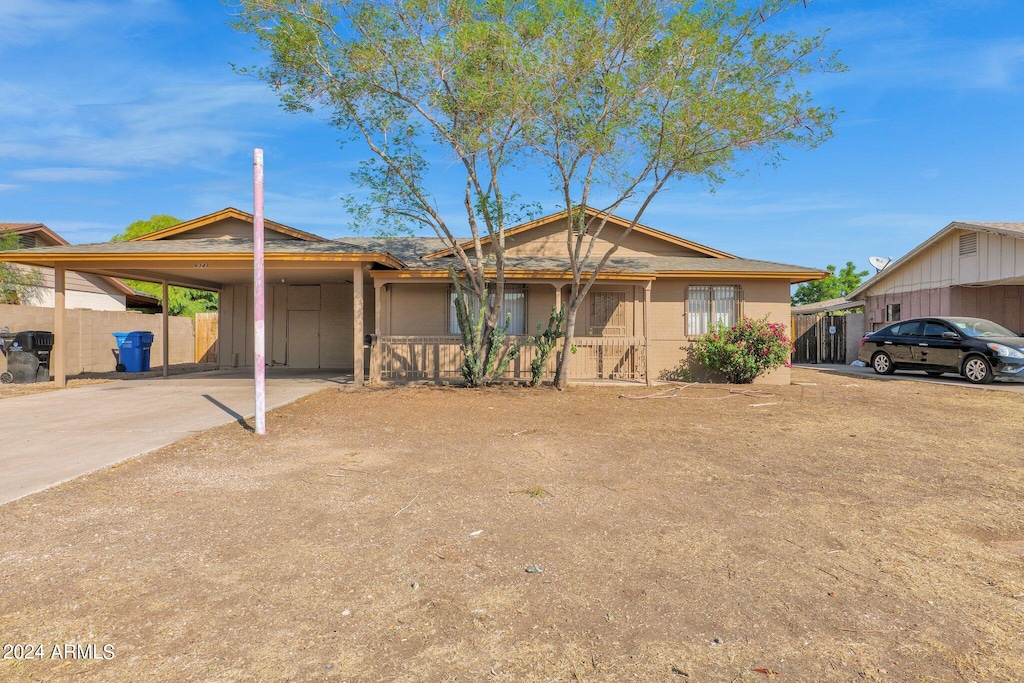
[692,316,791,384]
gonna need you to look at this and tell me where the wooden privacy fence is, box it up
[374,335,647,383]
[792,314,847,364]
[194,312,218,363]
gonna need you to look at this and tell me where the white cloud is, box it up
[0,0,179,47]
[0,183,21,193]
[13,167,128,182]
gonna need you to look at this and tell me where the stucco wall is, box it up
[648,279,792,385]
[219,282,374,370]
[0,304,194,375]
[379,278,793,384]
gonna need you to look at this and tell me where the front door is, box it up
[287,310,320,368]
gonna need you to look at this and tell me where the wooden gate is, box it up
[194,312,218,363]
[792,314,847,364]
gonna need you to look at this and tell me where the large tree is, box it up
[234,0,841,387]
[518,0,842,387]
[234,0,546,386]
[792,261,868,306]
[112,216,219,316]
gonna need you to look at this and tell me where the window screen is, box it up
[449,284,527,335]
[687,285,740,335]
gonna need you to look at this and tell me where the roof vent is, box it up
[17,234,37,250]
[958,232,977,257]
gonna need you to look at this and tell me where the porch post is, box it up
[53,266,66,388]
[353,266,364,386]
[644,281,652,386]
[161,280,169,377]
[370,279,382,384]
[553,283,562,312]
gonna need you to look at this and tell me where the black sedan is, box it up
[858,316,1024,384]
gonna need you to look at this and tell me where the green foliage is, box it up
[692,316,791,384]
[110,216,218,316]
[450,267,524,386]
[111,215,182,242]
[525,306,565,387]
[792,262,868,306]
[0,230,43,304]
[234,0,841,387]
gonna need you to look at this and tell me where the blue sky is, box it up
[1,0,1023,276]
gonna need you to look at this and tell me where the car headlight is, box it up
[987,343,1024,359]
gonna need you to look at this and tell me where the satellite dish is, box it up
[868,256,892,273]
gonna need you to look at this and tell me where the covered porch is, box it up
[368,273,654,384]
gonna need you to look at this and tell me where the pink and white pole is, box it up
[253,148,267,435]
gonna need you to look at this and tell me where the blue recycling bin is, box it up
[119,331,154,373]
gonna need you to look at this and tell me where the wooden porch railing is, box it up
[373,335,646,383]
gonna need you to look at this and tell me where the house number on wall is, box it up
[193,263,209,269]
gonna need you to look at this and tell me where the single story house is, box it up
[0,207,826,386]
[0,222,157,310]
[849,221,1024,333]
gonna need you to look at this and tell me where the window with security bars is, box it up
[448,284,527,335]
[587,291,627,336]
[687,285,740,336]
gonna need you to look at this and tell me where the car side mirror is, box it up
[941,331,959,340]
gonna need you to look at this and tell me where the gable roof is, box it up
[0,222,71,247]
[423,207,736,260]
[0,221,143,299]
[131,207,327,242]
[848,220,1024,299]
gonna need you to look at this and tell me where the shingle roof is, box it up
[0,236,824,278]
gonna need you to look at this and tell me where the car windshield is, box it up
[948,318,1017,338]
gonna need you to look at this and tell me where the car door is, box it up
[886,320,922,365]
[913,320,962,370]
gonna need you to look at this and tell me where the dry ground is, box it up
[1,368,1023,681]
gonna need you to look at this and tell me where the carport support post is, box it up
[53,266,66,388]
[253,148,267,435]
[353,266,364,386]
[161,281,169,377]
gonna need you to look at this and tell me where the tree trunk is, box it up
[553,297,582,389]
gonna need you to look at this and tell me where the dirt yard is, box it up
[1,368,1023,681]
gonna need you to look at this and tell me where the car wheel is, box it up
[0,371,12,384]
[925,371,944,377]
[962,356,994,384]
[872,351,895,375]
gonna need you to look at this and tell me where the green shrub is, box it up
[692,316,791,384]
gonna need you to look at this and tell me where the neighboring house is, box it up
[849,221,1024,333]
[0,222,157,311]
[0,207,826,385]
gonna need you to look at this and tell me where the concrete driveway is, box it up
[798,363,1024,394]
[0,369,350,505]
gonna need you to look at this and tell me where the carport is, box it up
[0,209,403,388]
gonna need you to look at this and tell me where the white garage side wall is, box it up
[0,304,194,375]
[21,288,128,311]
[13,266,128,311]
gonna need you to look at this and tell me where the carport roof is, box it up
[0,237,408,289]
